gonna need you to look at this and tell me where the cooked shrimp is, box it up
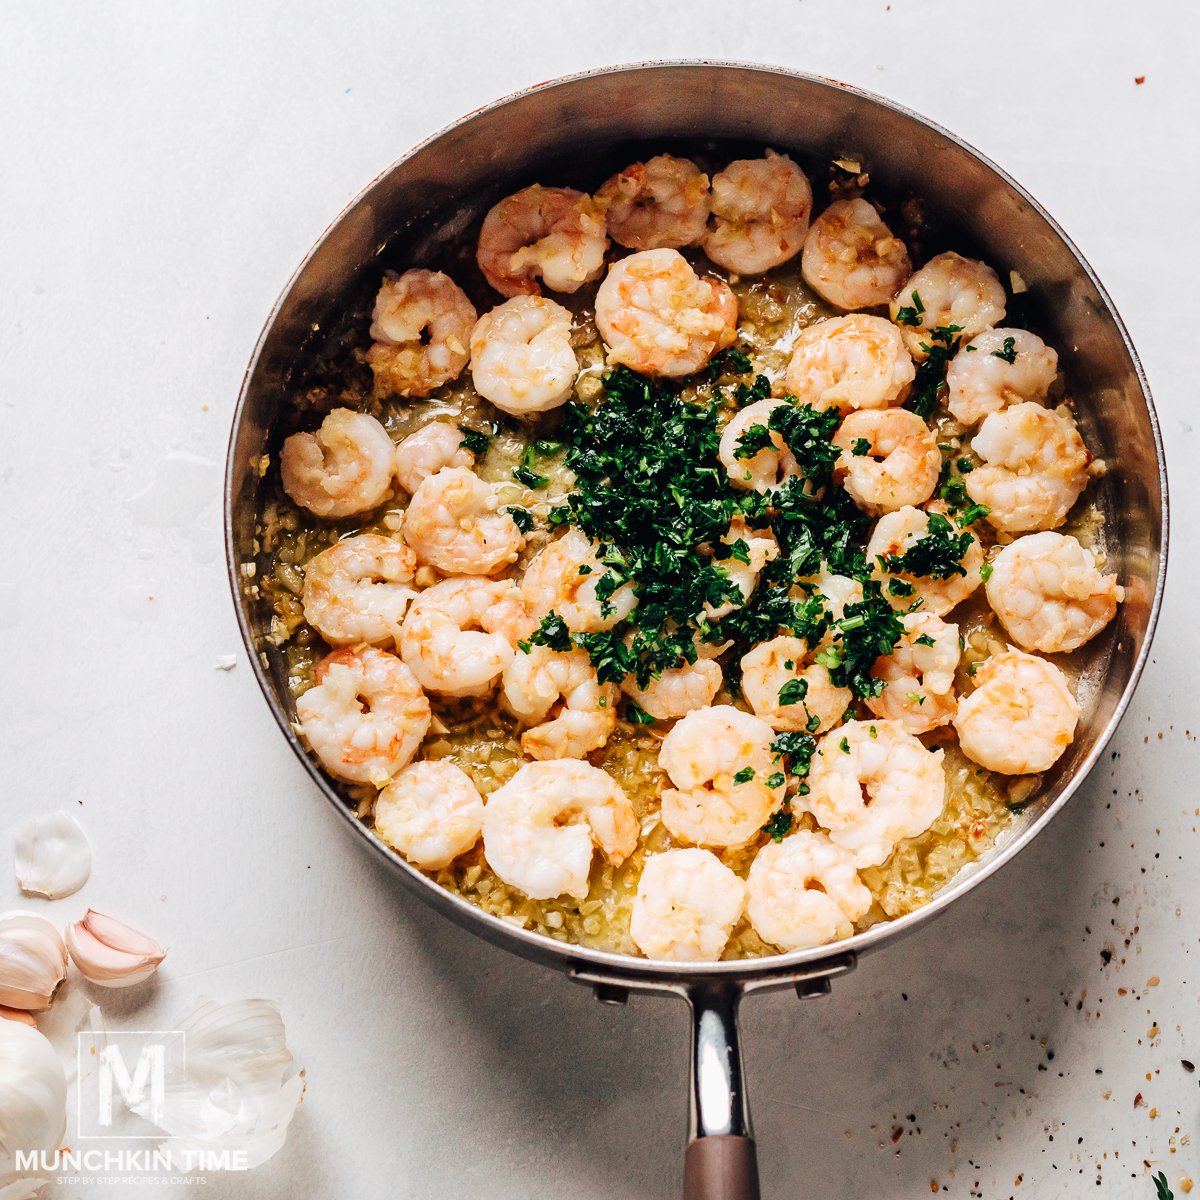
[867,611,959,734]
[718,399,800,492]
[965,403,1090,532]
[399,576,526,697]
[620,658,723,721]
[297,646,431,787]
[741,635,852,735]
[594,248,737,377]
[985,531,1123,653]
[393,422,475,494]
[476,184,608,297]
[658,705,784,848]
[301,534,417,646]
[520,528,637,632]
[703,150,812,274]
[629,849,746,962]
[946,328,1058,425]
[802,719,945,867]
[890,252,1006,361]
[868,505,984,616]
[795,572,863,626]
[833,408,941,515]
[366,270,476,397]
[801,198,912,311]
[402,466,525,575]
[783,314,915,414]
[596,154,710,250]
[502,644,618,760]
[469,296,578,416]
[374,761,484,870]
[954,648,1080,774]
[746,830,872,951]
[706,517,779,618]
[481,760,637,900]
[280,408,395,519]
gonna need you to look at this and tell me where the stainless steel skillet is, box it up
[224,62,1167,1200]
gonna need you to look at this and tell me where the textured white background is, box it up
[1,2,1195,1197]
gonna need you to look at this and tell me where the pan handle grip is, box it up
[682,982,760,1200]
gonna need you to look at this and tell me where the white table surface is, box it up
[1,2,1195,1196]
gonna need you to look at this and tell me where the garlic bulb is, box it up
[65,910,165,988]
[14,811,91,899]
[0,1020,67,1198]
[0,913,67,1011]
[135,999,304,1169]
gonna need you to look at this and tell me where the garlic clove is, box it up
[14,811,92,900]
[0,1020,67,1196]
[0,913,67,1012]
[65,910,165,989]
[0,1006,36,1028]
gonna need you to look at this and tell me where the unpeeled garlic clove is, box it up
[14,811,92,899]
[0,912,67,1011]
[65,910,165,988]
[0,1005,37,1028]
[0,1019,68,1191]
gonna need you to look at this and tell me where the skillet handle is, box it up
[682,982,760,1200]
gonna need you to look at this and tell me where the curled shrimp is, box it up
[393,422,475,494]
[718,399,801,492]
[703,150,812,274]
[399,576,526,697]
[594,248,737,377]
[985,531,1123,653]
[833,408,941,515]
[801,198,912,311]
[297,646,431,787]
[658,705,785,848]
[740,635,852,735]
[868,505,984,616]
[520,528,637,632]
[402,466,525,575]
[946,328,1058,426]
[476,184,608,298]
[366,270,476,397]
[866,612,959,734]
[620,658,723,721]
[746,830,872,951]
[965,402,1091,532]
[280,408,395,519]
[470,295,578,416]
[802,719,945,867]
[890,252,1006,361]
[502,644,618,760]
[705,517,779,618]
[301,534,417,646]
[629,849,746,962]
[374,761,484,870]
[596,154,710,250]
[481,760,637,900]
[784,314,915,414]
[953,648,1080,774]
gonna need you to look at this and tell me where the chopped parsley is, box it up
[829,582,904,699]
[778,677,809,706]
[765,772,785,789]
[458,425,491,455]
[505,505,535,533]
[513,463,548,489]
[1153,1172,1174,1200]
[880,512,974,580]
[771,731,816,778]
[956,503,991,527]
[980,560,994,582]
[517,611,572,654]
[894,290,926,327]
[839,736,851,753]
[851,437,872,457]
[907,324,963,419]
[913,633,937,647]
[733,766,756,784]
[624,699,655,726]
[761,809,794,842]
[991,335,1018,364]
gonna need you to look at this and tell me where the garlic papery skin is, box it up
[133,999,305,1169]
[14,811,91,899]
[0,1020,67,1198]
[0,1007,36,1028]
[0,913,67,1012]
[65,910,165,988]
